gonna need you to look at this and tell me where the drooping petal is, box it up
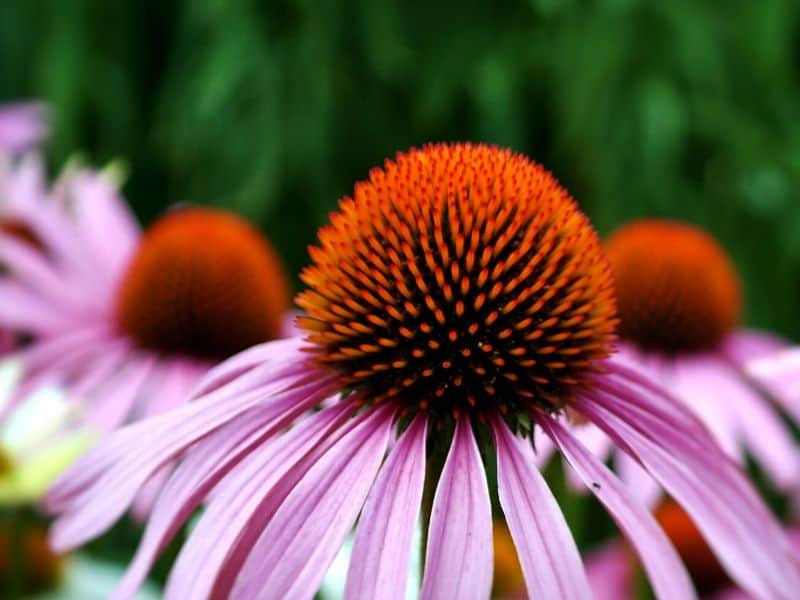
[537,413,695,600]
[615,449,661,509]
[746,348,800,424]
[113,400,350,600]
[722,329,789,364]
[420,416,492,600]
[579,361,800,600]
[670,354,741,461]
[47,361,330,550]
[345,414,428,600]
[491,417,590,600]
[719,367,800,490]
[230,405,394,600]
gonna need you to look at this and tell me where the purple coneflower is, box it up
[0,102,47,153]
[0,161,292,509]
[537,219,800,506]
[47,144,800,599]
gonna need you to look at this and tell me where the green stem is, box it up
[419,436,449,579]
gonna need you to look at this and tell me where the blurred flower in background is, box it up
[45,144,800,599]
[0,146,293,514]
[535,219,800,506]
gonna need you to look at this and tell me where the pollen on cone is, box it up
[297,143,617,416]
[115,207,291,359]
[605,219,741,353]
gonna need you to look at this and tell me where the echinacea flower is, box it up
[0,102,47,153]
[46,144,800,600]
[585,499,800,600]
[538,219,800,506]
[0,160,292,510]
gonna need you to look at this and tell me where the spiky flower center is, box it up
[115,208,290,359]
[655,499,728,594]
[605,220,740,353]
[297,143,616,417]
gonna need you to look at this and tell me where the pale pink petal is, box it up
[583,542,634,600]
[81,356,156,432]
[0,102,47,151]
[491,417,590,600]
[47,362,330,550]
[69,171,140,278]
[717,367,800,490]
[579,362,800,599]
[0,233,89,310]
[721,329,789,364]
[746,348,800,424]
[345,414,428,600]
[615,449,661,509]
[0,280,78,333]
[230,406,394,600]
[188,337,307,399]
[564,424,613,492]
[537,414,694,600]
[420,417,492,600]
[670,355,741,461]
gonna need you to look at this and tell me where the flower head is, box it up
[298,143,616,414]
[46,144,800,600]
[536,218,800,502]
[0,159,292,512]
[606,219,740,353]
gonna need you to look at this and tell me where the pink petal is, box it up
[583,542,634,600]
[420,417,492,600]
[0,101,47,150]
[669,355,742,461]
[721,329,789,364]
[68,171,140,278]
[188,336,307,398]
[0,233,89,311]
[230,406,394,600]
[719,367,800,490]
[47,362,328,550]
[746,348,800,424]
[0,280,77,334]
[537,414,694,600]
[345,414,428,600]
[615,449,661,509]
[113,400,350,600]
[578,362,800,599]
[491,417,590,600]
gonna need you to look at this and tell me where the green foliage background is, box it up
[2,0,800,595]
[2,0,800,337]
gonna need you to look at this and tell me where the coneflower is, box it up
[0,162,292,511]
[538,219,800,505]
[47,144,800,599]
